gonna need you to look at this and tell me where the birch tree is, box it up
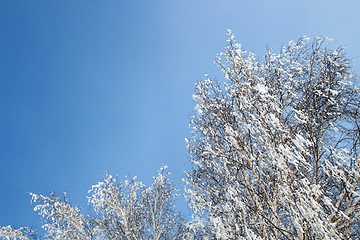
[1,166,186,240]
[185,31,360,239]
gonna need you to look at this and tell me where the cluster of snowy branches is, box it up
[1,166,186,240]
[2,32,359,239]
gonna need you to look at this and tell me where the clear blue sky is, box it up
[0,0,359,230]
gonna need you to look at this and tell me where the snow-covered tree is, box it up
[88,165,186,239]
[1,166,186,240]
[185,31,360,239]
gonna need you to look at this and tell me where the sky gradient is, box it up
[1,0,359,230]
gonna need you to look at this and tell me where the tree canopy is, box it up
[185,31,360,239]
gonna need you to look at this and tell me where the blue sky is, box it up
[0,0,359,230]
